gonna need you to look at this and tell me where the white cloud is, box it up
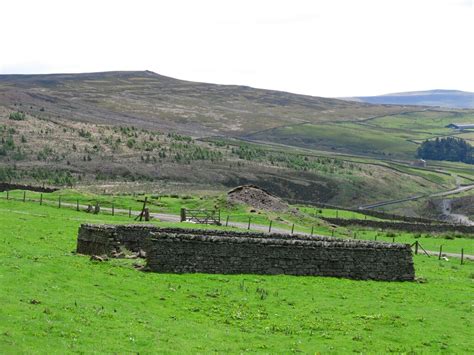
[0,0,472,96]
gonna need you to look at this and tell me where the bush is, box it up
[9,111,26,121]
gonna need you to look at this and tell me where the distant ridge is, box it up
[0,70,418,137]
[344,89,474,109]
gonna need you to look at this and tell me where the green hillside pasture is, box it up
[3,190,473,254]
[297,206,384,221]
[0,190,334,238]
[0,199,473,353]
[347,229,473,255]
[253,122,428,158]
[368,111,474,134]
[249,110,474,160]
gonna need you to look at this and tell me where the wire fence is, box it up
[0,190,470,264]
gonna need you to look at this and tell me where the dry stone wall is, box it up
[77,224,415,281]
[321,217,474,234]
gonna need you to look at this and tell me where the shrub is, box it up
[9,111,26,121]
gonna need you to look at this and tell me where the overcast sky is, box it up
[1,0,472,97]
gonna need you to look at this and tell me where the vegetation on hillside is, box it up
[0,111,456,208]
[417,137,473,164]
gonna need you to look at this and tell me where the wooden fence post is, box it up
[180,208,186,222]
[311,226,314,236]
[6,191,9,200]
[291,224,295,235]
[375,235,377,241]
[336,210,338,218]
[247,217,251,230]
[268,220,272,233]
[129,207,132,218]
[23,191,26,202]
[438,245,443,260]
[76,199,79,211]
[40,194,43,206]
[58,196,61,208]
[461,249,464,265]
[112,203,114,216]
[225,215,229,227]
[415,240,419,255]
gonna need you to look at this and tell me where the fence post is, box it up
[6,191,9,200]
[268,220,272,233]
[112,203,114,216]
[336,210,338,218]
[129,207,132,218]
[331,229,334,237]
[461,249,464,265]
[354,233,357,239]
[311,226,314,236]
[438,245,443,260]
[247,217,251,230]
[392,236,395,243]
[180,208,186,222]
[225,215,229,227]
[375,235,377,241]
[76,199,79,211]
[40,194,43,206]
[291,224,294,235]
[415,241,419,255]
[58,196,61,208]
[23,191,26,202]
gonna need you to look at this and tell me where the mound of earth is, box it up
[227,185,292,213]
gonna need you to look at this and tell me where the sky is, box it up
[0,0,472,97]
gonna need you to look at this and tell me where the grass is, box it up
[249,110,474,163]
[347,230,473,255]
[0,198,473,353]
[2,189,473,254]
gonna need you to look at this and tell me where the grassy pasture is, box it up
[249,110,474,162]
[2,189,473,254]
[0,198,473,353]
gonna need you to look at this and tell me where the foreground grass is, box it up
[0,199,473,353]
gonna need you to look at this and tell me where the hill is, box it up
[1,71,474,212]
[0,70,418,137]
[345,90,474,109]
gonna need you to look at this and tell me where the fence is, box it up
[0,190,470,264]
[180,208,221,225]
[0,190,133,218]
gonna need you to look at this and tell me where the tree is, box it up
[416,137,473,164]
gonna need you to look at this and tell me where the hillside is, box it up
[0,71,418,137]
[0,109,457,207]
[1,71,474,212]
[346,90,474,109]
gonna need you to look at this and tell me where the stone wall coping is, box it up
[148,233,409,249]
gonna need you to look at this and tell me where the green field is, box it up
[2,189,473,255]
[248,110,474,162]
[0,198,472,353]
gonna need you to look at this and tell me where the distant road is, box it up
[358,184,474,210]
